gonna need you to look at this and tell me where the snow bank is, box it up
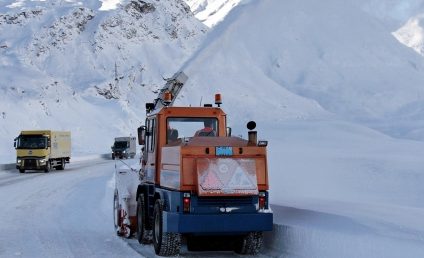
[265,120,424,208]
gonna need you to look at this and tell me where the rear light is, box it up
[258,191,267,210]
[215,93,222,107]
[183,193,191,213]
[164,91,172,105]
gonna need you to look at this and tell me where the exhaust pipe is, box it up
[248,131,257,146]
[247,121,257,146]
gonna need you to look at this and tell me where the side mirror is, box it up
[14,141,16,148]
[47,139,51,148]
[138,126,146,145]
[146,103,155,113]
[226,127,232,137]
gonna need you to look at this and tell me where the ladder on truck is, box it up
[147,71,188,113]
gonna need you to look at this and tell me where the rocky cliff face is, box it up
[0,0,207,160]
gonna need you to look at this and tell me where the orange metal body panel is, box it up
[153,107,227,186]
[146,106,269,194]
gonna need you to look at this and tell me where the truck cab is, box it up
[14,130,71,173]
[134,100,272,256]
[112,137,136,159]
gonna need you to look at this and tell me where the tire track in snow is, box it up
[0,172,43,187]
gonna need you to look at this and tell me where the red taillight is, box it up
[259,197,266,209]
[259,192,266,210]
[183,193,191,213]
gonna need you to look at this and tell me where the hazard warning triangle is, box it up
[227,167,256,189]
[200,170,223,190]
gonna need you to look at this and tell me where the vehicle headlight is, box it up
[39,159,47,164]
[17,159,22,164]
[122,150,126,153]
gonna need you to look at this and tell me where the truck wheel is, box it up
[44,162,51,173]
[113,190,120,235]
[153,199,181,256]
[234,232,263,255]
[19,169,25,173]
[112,154,115,160]
[137,194,152,244]
[57,158,65,170]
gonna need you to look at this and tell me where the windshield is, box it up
[16,135,48,149]
[114,141,128,149]
[167,117,218,143]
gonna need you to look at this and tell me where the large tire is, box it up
[44,161,51,173]
[137,194,152,244]
[57,158,65,170]
[234,232,263,255]
[153,199,181,256]
[19,168,25,173]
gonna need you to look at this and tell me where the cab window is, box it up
[146,118,156,152]
[166,117,218,144]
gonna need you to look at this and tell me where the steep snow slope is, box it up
[360,0,424,29]
[181,0,424,140]
[177,1,424,255]
[0,0,207,162]
[185,0,424,60]
[360,0,424,57]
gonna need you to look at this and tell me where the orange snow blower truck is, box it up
[114,72,272,256]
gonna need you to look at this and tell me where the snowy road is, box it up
[0,159,273,258]
[0,159,139,258]
[1,159,424,258]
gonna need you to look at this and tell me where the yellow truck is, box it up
[14,130,71,173]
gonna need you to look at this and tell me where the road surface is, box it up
[1,159,424,258]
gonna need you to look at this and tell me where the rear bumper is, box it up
[163,211,273,233]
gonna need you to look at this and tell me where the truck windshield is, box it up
[16,135,48,149]
[167,117,218,143]
[114,141,128,149]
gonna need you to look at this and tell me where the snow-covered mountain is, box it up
[180,0,424,231]
[184,0,243,27]
[359,0,424,56]
[180,0,424,140]
[394,14,424,56]
[0,0,207,161]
